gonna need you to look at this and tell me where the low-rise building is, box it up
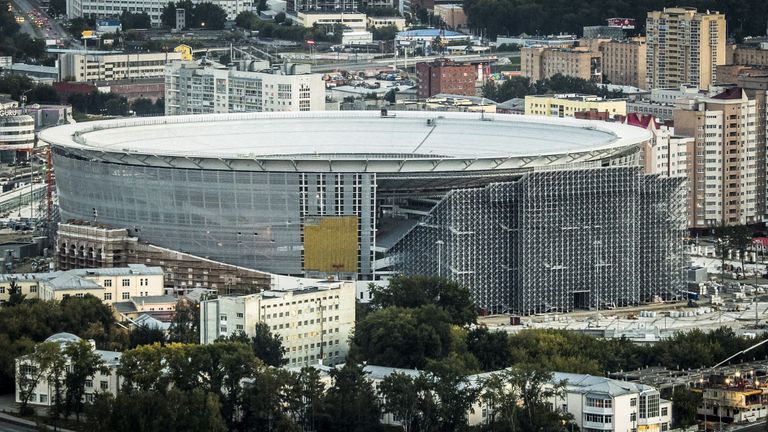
[699,385,768,424]
[294,11,367,32]
[521,46,601,82]
[68,0,252,27]
[15,333,121,406]
[416,58,475,98]
[113,294,178,320]
[524,93,626,118]
[432,4,466,30]
[366,16,405,31]
[0,264,165,305]
[200,280,355,367]
[58,51,182,82]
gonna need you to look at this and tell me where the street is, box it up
[9,0,67,40]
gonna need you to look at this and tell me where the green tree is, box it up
[274,12,286,24]
[378,372,419,432]
[424,358,479,432]
[193,3,227,29]
[236,10,261,30]
[369,275,476,325]
[466,326,511,371]
[285,366,327,432]
[6,278,25,306]
[168,299,199,343]
[118,343,169,393]
[16,341,62,415]
[320,363,381,432]
[241,367,295,431]
[671,387,701,428]
[128,324,166,348]
[64,339,108,420]
[250,321,287,366]
[121,11,151,29]
[370,24,398,41]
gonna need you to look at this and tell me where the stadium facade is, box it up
[41,111,686,314]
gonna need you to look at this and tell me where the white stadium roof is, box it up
[41,111,651,173]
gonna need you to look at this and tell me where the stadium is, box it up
[40,111,687,314]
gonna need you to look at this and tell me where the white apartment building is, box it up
[164,60,326,115]
[66,0,252,26]
[625,113,692,177]
[59,51,182,82]
[16,333,121,406]
[0,264,165,305]
[200,280,355,367]
[550,372,672,432]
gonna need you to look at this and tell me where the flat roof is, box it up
[42,111,650,173]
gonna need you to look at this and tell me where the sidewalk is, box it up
[0,394,76,432]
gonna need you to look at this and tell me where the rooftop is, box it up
[40,111,651,173]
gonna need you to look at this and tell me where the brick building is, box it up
[416,59,475,98]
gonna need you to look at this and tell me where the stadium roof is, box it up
[41,111,650,173]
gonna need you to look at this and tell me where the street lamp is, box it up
[436,240,444,277]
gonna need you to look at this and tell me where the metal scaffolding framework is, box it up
[392,166,687,315]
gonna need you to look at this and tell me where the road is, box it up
[9,0,67,40]
[0,422,34,432]
[309,51,520,72]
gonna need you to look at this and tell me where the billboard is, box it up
[303,216,359,274]
[606,18,635,29]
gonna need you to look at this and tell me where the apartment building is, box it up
[200,281,355,367]
[16,333,121,407]
[415,58,476,98]
[645,7,726,90]
[59,51,182,82]
[626,113,692,178]
[521,46,601,82]
[674,87,760,228]
[730,43,768,68]
[0,264,165,305]
[524,94,626,118]
[164,60,326,115]
[601,38,647,88]
[67,0,251,26]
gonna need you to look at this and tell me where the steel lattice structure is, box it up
[392,166,687,314]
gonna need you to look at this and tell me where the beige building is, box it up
[0,264,165,305]
[730,44,768,68]
[200,280,355,367]
[626,113,692,178]
[521,46,601,82]
[58,51,182,82]
[294,12,367,32]
[601,37,647,88]
[16,333,121,407]
[525,94,626,118]
[645,7,726,90]
[433,4,467,30]
[674,87,760,228]
[366,16,405,31]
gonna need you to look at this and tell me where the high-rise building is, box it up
[416,59,476,98]
[626,113,692,178]
[521,46,601,83]
[164,60,326,115]
[645,7,726,90]
[200,281,356,367]
[601,38,647,88]
[674,87,760,228]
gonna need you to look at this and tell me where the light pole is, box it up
[436,240,444,277]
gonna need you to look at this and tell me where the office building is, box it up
[674,87,760,228]
[291,11,366,32]
[16,333,121,406]
[67,0,252,26]
[416,58,475,98]
[601,38,647,88]
[521,46,601,83]
[645,7,726,90]
[58,51,182,82]
[525,94,626,118]
[164,60,326,115]
[200,280,355,366]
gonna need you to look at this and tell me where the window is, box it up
[85,380,93,388]
[586,397,612,408]
[121,279,130,287]
[104,293,112,301]
[100,380,108,390]
[122,292,130,300]
[220,315,227,322]
[236,313,243,318]
[39,394,48,403]
[0,287,4,294]
[30,286,37,293]
[661,407,668,416]
[104,279,112,287]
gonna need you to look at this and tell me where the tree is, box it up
[466,326,511,371]
[48,0,66,16]
[64,339,108,421]
[6,278,25,306]
[285,366,327,432]
[250,321,287,366]
[671,387,701,428]
[118,343,169,393]
[236,11,260,30]
[128,324,166,348]
[274,12,286,24]
[424,358,479,432]
[193,3,227,29]
[168,299,199,343]
[320,363,381,432]
[160,1,178,28]
[16,341,62,415]
[256,0,268,13]
[121,11,151,29]
[369,275,476,325]
[378,372,419,432]
[241,367,294,431]
[512,366,568,431]
[370,24,398,41]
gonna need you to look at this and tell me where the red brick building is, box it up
[416,59,476,98]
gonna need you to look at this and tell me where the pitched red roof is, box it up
[625,112,658,130]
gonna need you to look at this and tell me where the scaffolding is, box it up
[392,166,687,315]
